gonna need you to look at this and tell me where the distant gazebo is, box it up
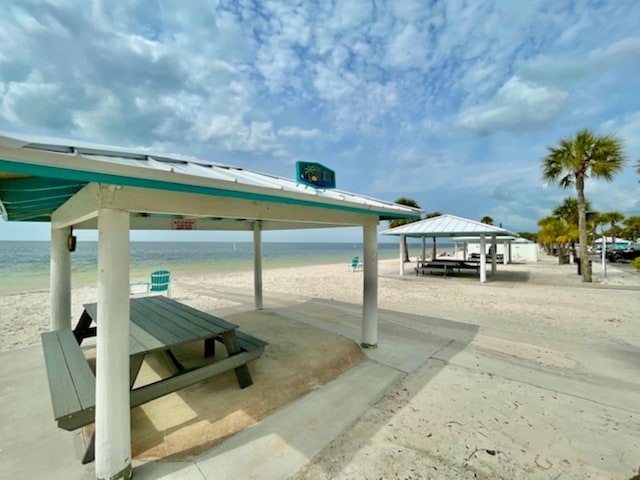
[381,214,517,283]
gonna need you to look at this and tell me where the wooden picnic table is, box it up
[43,295,266,463]
[415,259,480,277]
[74,295,257,392]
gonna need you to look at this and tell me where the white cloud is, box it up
[0,0,639,235]
[458,76,569,135]
[277,126,322,139]
[518,37,640,85]
[383,23,430,69]
[602,111,640,158]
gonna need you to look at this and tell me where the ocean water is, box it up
[0,241,407,294]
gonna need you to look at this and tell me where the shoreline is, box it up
[2,254,639,353]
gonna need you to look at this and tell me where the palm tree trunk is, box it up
[576,177,592,282]
[402,236,410,263]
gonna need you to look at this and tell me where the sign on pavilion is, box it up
[296,161,336,189]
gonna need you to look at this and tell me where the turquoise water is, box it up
[0,241,410,294]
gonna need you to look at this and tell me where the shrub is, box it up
[632,257,640,271]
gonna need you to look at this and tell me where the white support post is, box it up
[362,221,378,348]
[502,240,508,265]
[421,236,426,261]
[50,226,71,331]
[480,234,487,283]
[95,209,132,480]
[399,235,405,276]
[253,222,263,310]
[491,235,497,274]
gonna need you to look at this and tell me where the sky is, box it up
[0,0,639,242]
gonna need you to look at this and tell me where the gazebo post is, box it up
[95,208,132,480]
[480,234,487,283]
[421,236,426,261]
[362,221,378,348]
[503,240,508,265]
[491,235,497,274]
[399,235,405,276]
[253,221,263,310]
[50,225,71,331]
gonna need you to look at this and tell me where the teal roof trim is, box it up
[0,159,419,221]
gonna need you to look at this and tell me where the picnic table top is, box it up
[81,296,239,357]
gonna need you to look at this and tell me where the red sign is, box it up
[172,219,196,230]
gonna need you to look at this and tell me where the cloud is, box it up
[277,126,322,139]
[518,37,640,86]
[602,111,640,158]
[457,77,569,135]
[1,0,639,236]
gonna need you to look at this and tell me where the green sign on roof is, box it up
[296,161,336,189]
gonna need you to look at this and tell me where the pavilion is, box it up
[0,132,420,480]
[381,214,517,283]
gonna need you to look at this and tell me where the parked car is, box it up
[605,246,640,263]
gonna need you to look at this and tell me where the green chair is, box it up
[348,256,363,272]
[150,270,171,296]
[131,270,171,296]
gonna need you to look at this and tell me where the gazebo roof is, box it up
[381,214,516,238]
[0,132,420,229]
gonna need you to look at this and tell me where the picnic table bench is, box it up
[469,252,504,262]
[41,296,267,464]
[415,259,480,277]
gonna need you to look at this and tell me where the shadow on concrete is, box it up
[134,299,479,478]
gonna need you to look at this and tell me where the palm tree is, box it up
[623,216,640,242]
[599,211,625,239]
[537,216,576,260]
[389,197,421,262]
[552,197,591,261]
[542,129,627,282]
[480,216,494,225]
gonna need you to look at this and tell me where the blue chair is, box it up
[130,270,171,296]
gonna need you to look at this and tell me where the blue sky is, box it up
[0,0,639,242]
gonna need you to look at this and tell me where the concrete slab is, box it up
[0,345,94,479]
[190,361,400,480]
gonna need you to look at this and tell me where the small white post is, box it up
[399,235,405,276]
[362,221,378,348]
[602,231,607,283]
[253,222,263,310]
[95,209,132,480]
[480,234,487,283]
[50,226,71,331]
[502,240,508,265]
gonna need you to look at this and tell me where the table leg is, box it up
[204,338,216,357]
[130,354,145,387]
[164,350,185,372]
[81,433,96,464]
[220,331,253,388]
[73,310,94,344]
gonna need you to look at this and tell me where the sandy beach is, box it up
[1,254,639,479]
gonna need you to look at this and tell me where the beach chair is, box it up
[348,256,363,272]
[130,270,171,296]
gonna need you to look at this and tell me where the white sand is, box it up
[1,254,640,478]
